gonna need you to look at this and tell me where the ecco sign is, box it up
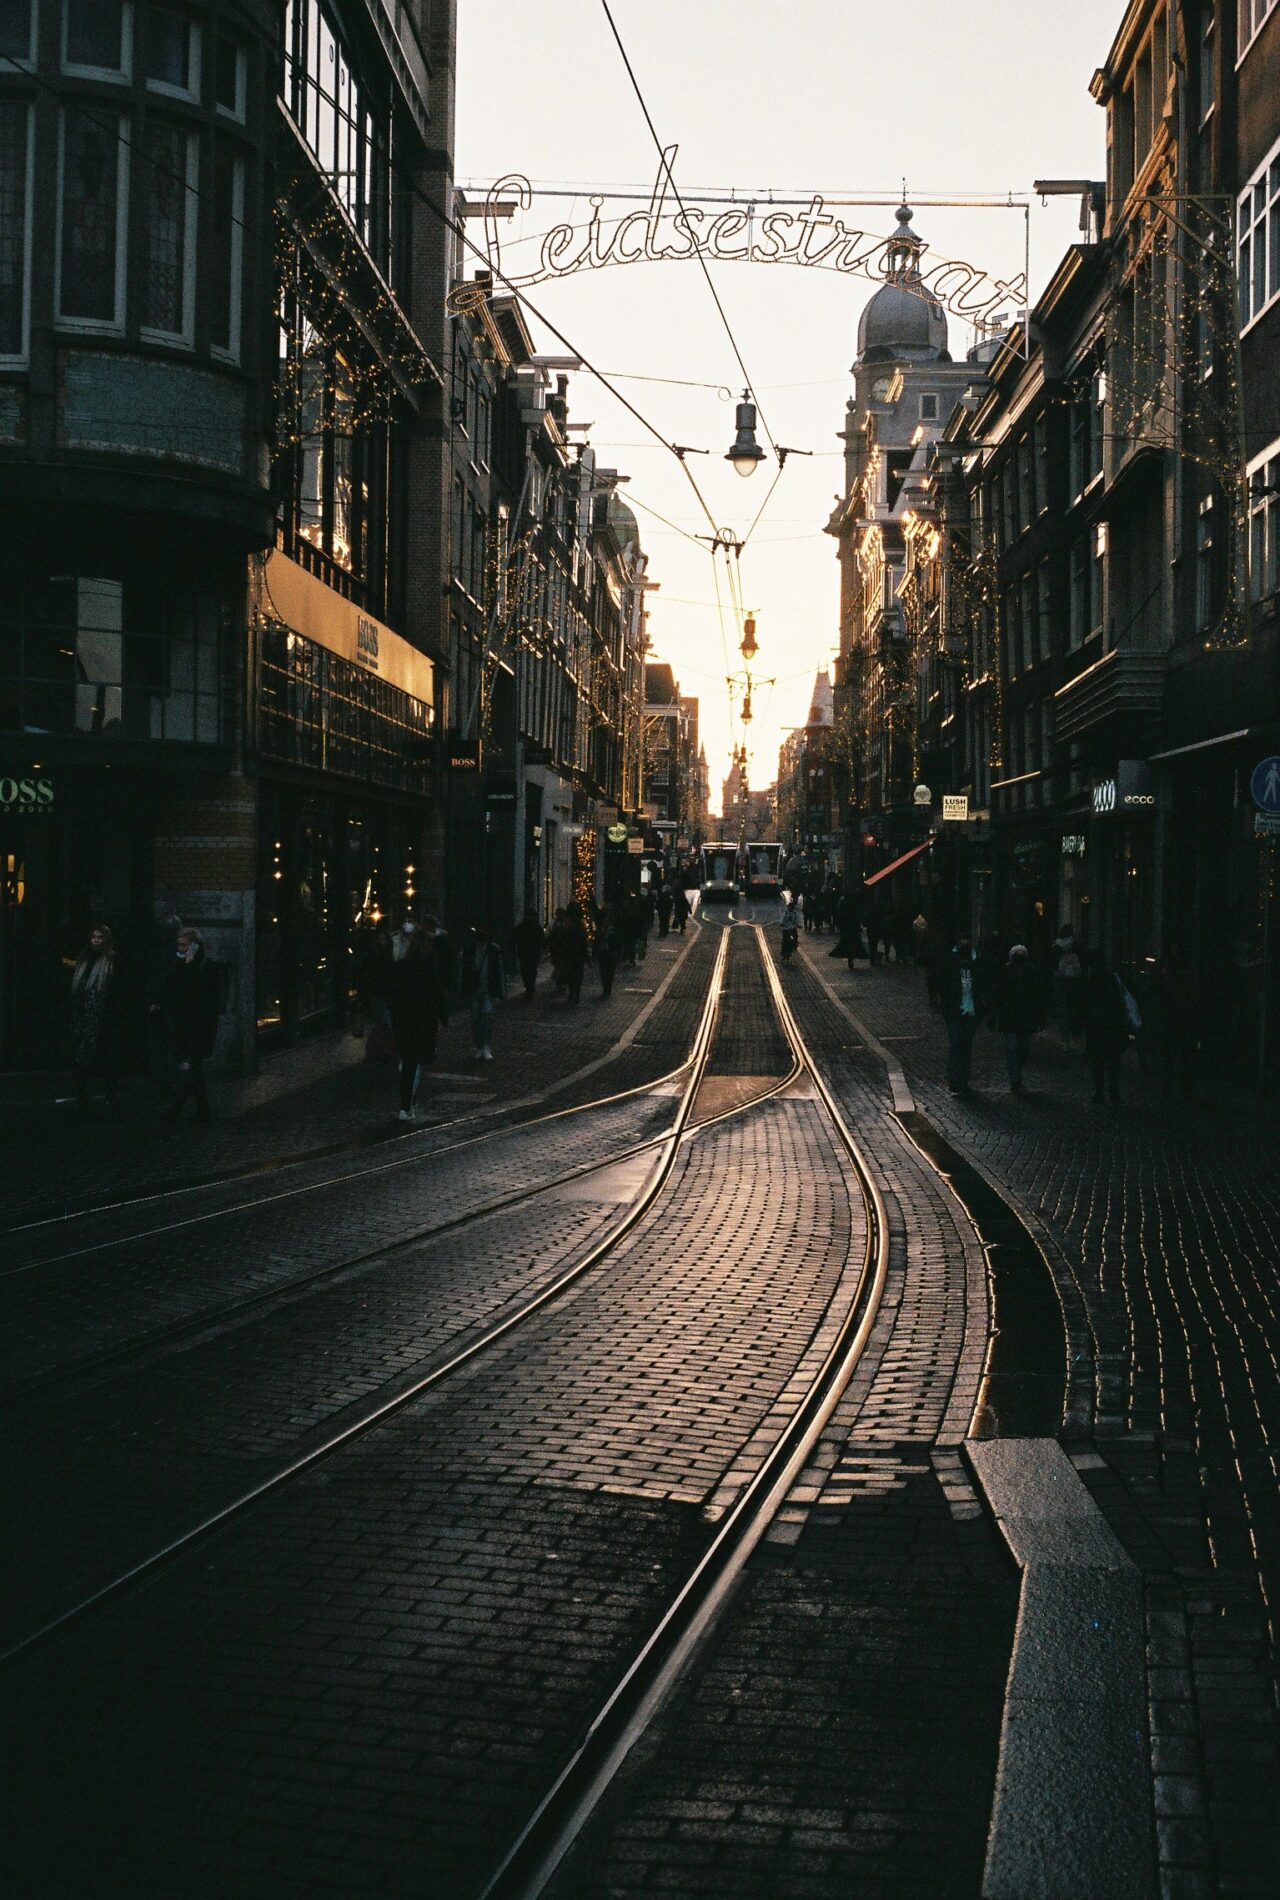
[1092,759,1155,817]
[0,774,55,815]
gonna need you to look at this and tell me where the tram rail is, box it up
[4,919,889,1900]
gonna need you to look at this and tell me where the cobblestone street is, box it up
[2,912,1275,1896]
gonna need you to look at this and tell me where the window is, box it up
[1020,571,1036,673]
[1033,415,1048,515]
[63,0,131,77]
[919,393,938,421]
[208,144,244,360]
[1037,560,1052,664]
[1238,0,1279,60]
[284,0,392,275]
[1199,7,1216,123]
[1238,134,1280,332]
[1092,523,1107,640]
[1017,439,1034,534]
[0,101,32,360]
[1195,495,1215,631]
[58,106,128,329]
[214,30,247,120]
[1069,538,1088,649]
[140,120,196,340]
[1247,442,1280,602]
[1004,587,1020,680]
[0,0,36,63]
[145,7,199,99]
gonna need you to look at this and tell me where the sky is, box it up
[454,0,1124,815]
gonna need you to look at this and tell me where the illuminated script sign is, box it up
[453,149,1027,327]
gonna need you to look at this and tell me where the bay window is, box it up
[140,118,197,340]
[0,101,32,360]
[58,104,128,328]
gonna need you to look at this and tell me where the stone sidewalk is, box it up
[798,937,1280,1900]
[4,927,703,1230]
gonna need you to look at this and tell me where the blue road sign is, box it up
[1252,757,1280,813]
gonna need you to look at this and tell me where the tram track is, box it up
[4,919,890,1900]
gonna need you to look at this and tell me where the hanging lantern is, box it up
[725,391,765,477]
[740,614,758,659]
[741,690,752,723]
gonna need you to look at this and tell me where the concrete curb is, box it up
[966,1438,1154,1900]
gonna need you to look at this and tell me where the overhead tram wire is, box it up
[598,0,776,456]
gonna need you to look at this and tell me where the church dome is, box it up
[856,205,950,365]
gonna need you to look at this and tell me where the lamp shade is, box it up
[726,394,765,476]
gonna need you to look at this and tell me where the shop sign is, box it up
[606,823,628,844]
[1092,759,1155,816]
[913,783,932,807]
[1255,811,1280,838]
[1250,757,1280,813]
[265,551,434,706]
[448,740,480,770]
[563,822,586,838]
[485,776,517,812]
[627,836,645,854]
[941,794,968,822]
[0,773,55,815]
[1061,834,1087,857]
[355,615,380,671]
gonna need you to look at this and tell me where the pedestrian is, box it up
[937,933,984,1095]
[595,907,620,999]
[1083,953,1131,1105]
[391,909,417,963]
[656,885,673,937]
[672,886,691,934]
[637,887,655,959]
[995,943,1043,1094]
[780,897,800,964]
[546,908,569,992]
[389,925,448,1119]
[562,903,590,1004]
[67,925,122,1111]
[154,927,221,1121]
[458,923,506,1060]
[513,911,545,1001]
[1052,922,1085,1039]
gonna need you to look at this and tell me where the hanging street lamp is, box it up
[726,390,765,477]
[740,613,758,660]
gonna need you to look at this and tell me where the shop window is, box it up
[1248,442,1280,601]
[0,0,36,63]
[64,0,131,77]
[145,6,200,100]
[0,102,32,361]
[58,105,128,329]
[140,119,197,341]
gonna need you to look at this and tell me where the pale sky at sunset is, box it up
[455,1,1123,814]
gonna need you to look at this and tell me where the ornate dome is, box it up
[607,494,641,551]
[856,205,950,365]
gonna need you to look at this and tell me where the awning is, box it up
[863,834,935,887]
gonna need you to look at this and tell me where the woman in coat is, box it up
[389,926,448,1118]
[994,943,1043,1094]
[68,925,121,1110]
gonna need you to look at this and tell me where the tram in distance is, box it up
[698,841,784,902]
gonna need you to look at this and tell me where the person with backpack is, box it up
[458,923,505,1061]
[936,934,986,1095]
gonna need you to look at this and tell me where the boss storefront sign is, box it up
[0,773,55,815]
[1092,760,1155,816]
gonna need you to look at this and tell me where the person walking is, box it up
[68,925,122,1111]
[995,943,1042,1094]
[937,934,984,1095]
[458,923,506,1060]
[780,897,800,965]
[595,907,620,999]
[1052,923,1085,1039]
[1083,954,1132,1105]
[155,927,221,1121]
[656,885,674,938]
[389,926,448,1119]
[562,903,590,1004]
[672,886,691,934]
[513,912,545,1002]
